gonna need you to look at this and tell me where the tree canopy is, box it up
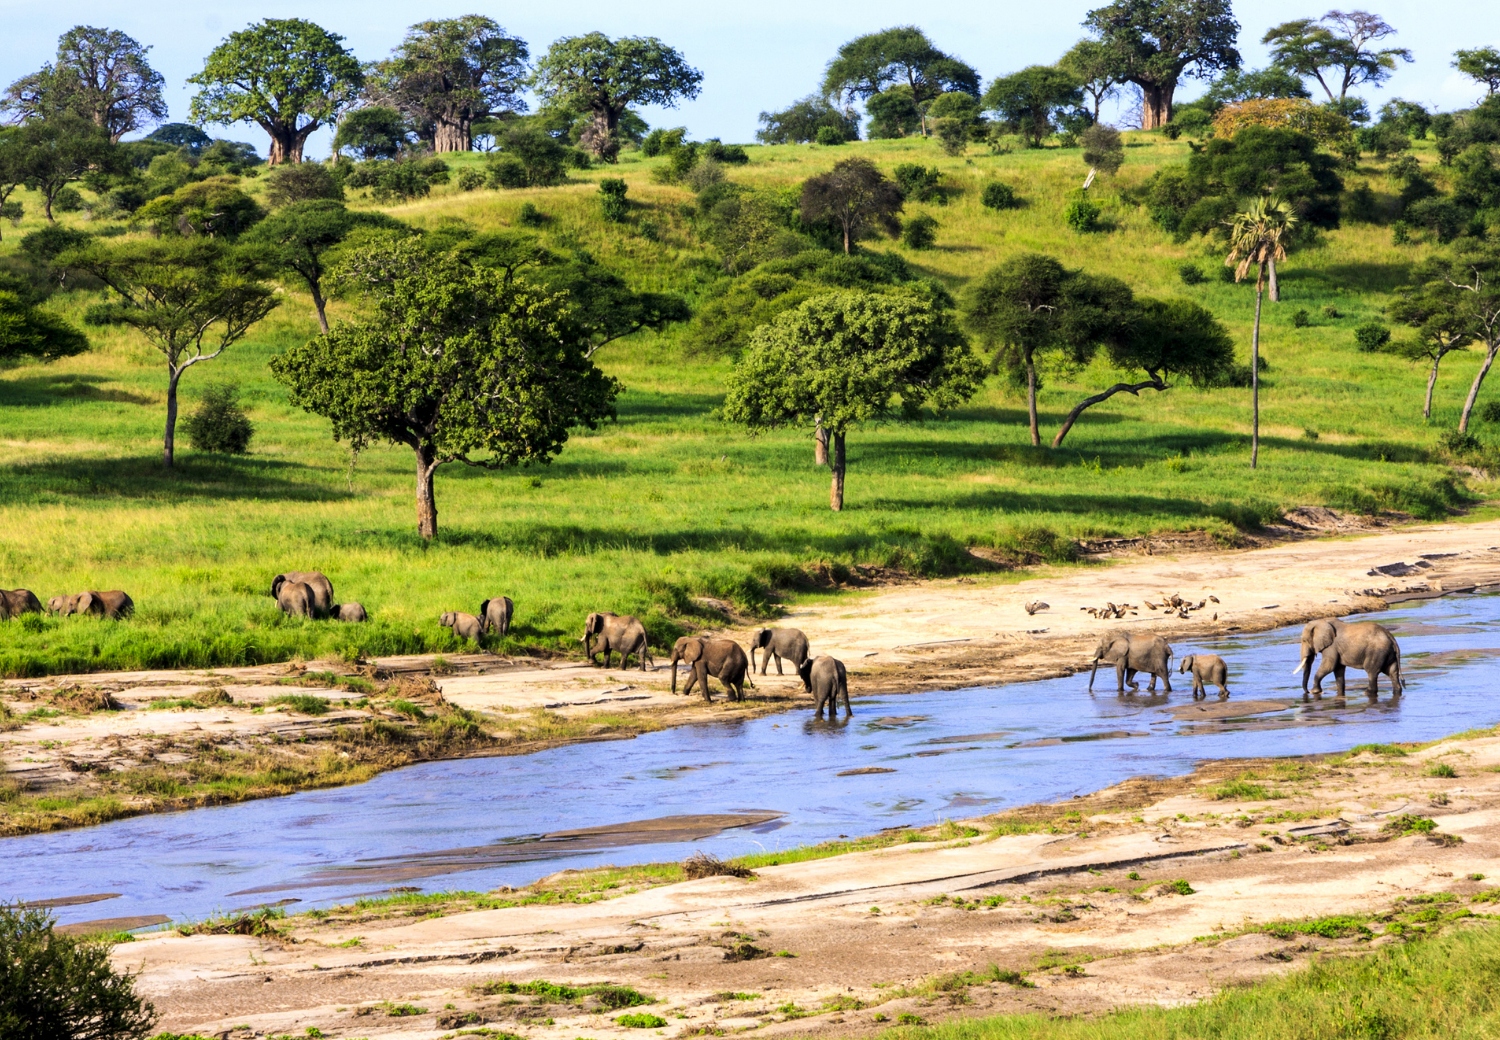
[799,158,904,254]
[369,17,529,153]
[1455,47,1500,97]
[531,34,702,161]
[821,27,979,105]
[2,26,167,142]
[0,290,89,363]
[333,106,411,160]
[1263,10,1411,104]
[10,113,126,221]
[1060,39,1126,122]
[982,66,1085,148]
[757,96,860,144]
[189,18,364,165]
[1083,0,1241,130]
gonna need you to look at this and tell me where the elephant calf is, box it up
[1090,632,1173,694]
[277,581,318,618]
[798,655,850,719]
[582,612,652,671]
[271,571,333,619]
[1179,654,1230,699]
[334,603,368,622]
[47,594,77,615]
[441,611,485,644]
[751,627,810,675]
[670,636,750,702]
[480,596,513,637]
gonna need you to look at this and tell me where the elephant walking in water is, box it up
[1296,619,1402,700]
[799,655,850,718]
[1090,632,1173,694]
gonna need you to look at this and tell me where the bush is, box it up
[345,156,449,203]
[901,213,939,249]
[1178,263,1205,285]
[1292,309,1310,328]
[980,182,1018,210]
[815,125,845,146]
[1064,194,1101,233]
[263,162,343,207]
[616,1013,668,1029]
[53,187,84,213]
[1355,321,1392,352]
[183,384,253,454]
[1,201,21,227]
[485,127,575,188]
[1479,399,1500,423]
[599,179,628,222]
[0,903,156,1039]
[700,139,749,165]
[892,163,942,203]
[455,168,484,191]
[517,202,546,227]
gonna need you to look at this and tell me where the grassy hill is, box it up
[0,133,1486,675]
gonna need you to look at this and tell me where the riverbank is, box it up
[6,513,1500,836]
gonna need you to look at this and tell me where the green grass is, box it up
[0,135,1490,675]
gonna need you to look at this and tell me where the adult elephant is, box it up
[480,596,514,637]
[798,655,850,719]
[0,589,42,619]
[1296,618,1403,700]
[271,572,334,619]
[76,590,134,619]
[670,636,750,702]
[582,612,652,671]
[1089,632,1173,694]
[751,627,810,675]
[276,581,316,618]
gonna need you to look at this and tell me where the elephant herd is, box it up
[1089,618,1404,701]
[0,587,135,620]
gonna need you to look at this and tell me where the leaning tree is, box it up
[1389,272,1475,421]
[2,25,167,142]
[1083,0,1241,130]
[270,239,620,540]
[189,18,364,164]
[723,290,985,511]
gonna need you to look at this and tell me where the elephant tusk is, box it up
[1291,655,1309,674]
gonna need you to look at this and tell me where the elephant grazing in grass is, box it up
[0,590,41,619]
[276,581,317,618]
[1179,653,1230,699]
[670,636,750,702]
[751,627,810,675]
[1090,632,1173,694]
[334,603,368,622]
[799,655,850,719]
[441,611,485,643]
[271,572,333,619]
[480,596,513,637]
[75,590,134,619]
[582,612,652,671]
[47,594,77,615]
[1296,619,1402,700]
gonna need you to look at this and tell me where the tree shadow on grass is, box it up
[0,454,352,505]
[0,373,156,408]
[1284,261,1416,295]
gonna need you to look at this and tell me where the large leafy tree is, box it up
[1263,10,1411,104]
[63,239,280,468]
[1083,0,1241,130]
[1389,273,1475,420]
[1060,39,1127,122]
[1400,242,1500,434]
[1224,196,1297,469]
[2,26,167,142]
[531,34,702,161]
[188,19,364,165]
[1455,48,1500,98]
[799,158,904,254]
[821,27,979,105]
[962,253,1133,446]
[271,239,620,540]
[12,113,125,221]
[369,17,529,153]
[982,66,1085,148]
[723,290,984,511]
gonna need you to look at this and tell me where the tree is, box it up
[757,96,860,144]
[1202,66,1312,106]
[188,19,364,165]
[723,290,984,511]
[1263,11,1412,103]
[146,123,212,153]
[821,27,979,107]
[13,114,124,221]
[531,34,702,161]
[270,239,620,540]
[1414,242,1500,434]
[1053,297,1233,446]
[370,17,529,153]
[0,903,155,1040]
[1060,39,1126,122]
[133,177,264,238]
[1083,0,1241,130]
[333,106,411,159]
[864,86,922,138]
[0,129,24,241]
[983,66,1085,148]
[1455,47,1500,98]
[0,291,89,363]
[1389,274,1474,420]
[1081,123,1125,176]
[64,239,280,468]
[2,26,167,142]
[799,158,904,254]
[1224,196,1297,468]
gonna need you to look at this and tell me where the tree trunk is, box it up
[1052,378,1166,448]
[163,367,182,469]
[829,431,846,512]
[1251,272,1264,469]
[1268,257,1280,303]
[415,445,439,541]
[1026,354,1040,447]
[310,279,330,334]
[814,421,829,466]
[1138,81,1176,130]
[432,117,471,153]
[1425,356,1441,420]
[265,123,316,165]
[841,218,852,254]
[1459,340,1500,434]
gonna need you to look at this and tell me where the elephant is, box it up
[751,627,810,675]
[271,572,333,619]
[47,594,78,615]
[277,581,317,618]
[582,612,652,671]
[76,590,134,619]
[441,611,485,643]
[1089,632,1173,694]
[1179,654,1231,699]
[798,655,851,719]
[0,589,42,619]
[1296,618,1402,700]
[334,602,368,622]
[480,596,513,637]
[670,636,750,702]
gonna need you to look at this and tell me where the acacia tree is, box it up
[14,113,124,221]
[270,240,620,540]
[370,16,529,153]
[1455,47,1500,98]
[982,66,1085,148]
[1224,196,1297,469]
[0,291,89,363]
[822,27,979,104]
[1263,10,1411,104]
[799,158,904,254]
[64,239,279,468]
[531,34,701,161]
[1423,241,1500,434]
[1389,274,1473,420]
[189,19,364,165]
[723,290,984,511]
[1053,297,1233,446]
[1083,0,1241,130]
[2,26,167,142]
[1060,39,1126,122]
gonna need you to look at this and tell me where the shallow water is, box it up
[8,593,1500,927]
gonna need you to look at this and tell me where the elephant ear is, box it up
[480,599,490,616]
[1312,621,1338,652]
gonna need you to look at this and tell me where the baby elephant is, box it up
[751,627,810,675]
[333,602,368,622]
[798,655,851,719]
[480,596,513,637]
[47,594,77,615]
[1179,653,1231,699]
[441,611,485,644]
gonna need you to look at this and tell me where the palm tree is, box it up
[1225,197,1297,470]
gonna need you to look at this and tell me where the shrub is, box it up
[599,179,628,222]
[616,1013,668,1029]
[1178,263,1205,285]
[1392,220,1411,244]
[456,168,484,191]
[902,213,939,249]
[0,903,156,1039]
[815,125,845,146]
[700,139,749,164]
[1064,194,1101,232]
[980,182,1018,210]
[346,156,449,203]
[267,694,330,715]
[1479,399,1500,423]
[1292,309,1311,328]
[183,384,253,454]
[892,163,942,203]
[682,852,754,879]
[517,202,546,227]
[1428,762,1458,778]
[484,127,575,188]
[53,187,85,213]
[1355,321,1392,352]
[263,162,343,207]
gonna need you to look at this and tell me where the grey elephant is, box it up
[47,594,78,615]
[751,627,810,675]
[0,589,41,619]
[271,571,333,619]
[1179,653,1231,699]
[670,636,750,702]
[441,611,485,643]
[277,581,317,618]
[1296,618,1402,700]
[334,603,368,622]
[582,612,652,671]
[76,590,134,619]
[1090,632,1173,694]
[480,596,513,637]
[798,655,851,719]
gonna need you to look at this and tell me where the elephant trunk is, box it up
[1088,655,1101,691]
[1296,649,1313,690]
[670,653,680,694]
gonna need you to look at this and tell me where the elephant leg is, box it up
[1334,662,1347,698]
[1311,657,1334,697]
[697,662,712,703]
[1386,660,1403,697]
[1125,667,1141,693]
[775,654,784,676]
[1366,669,1380,700]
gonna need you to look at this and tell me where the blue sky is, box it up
[1,0,1496,158]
